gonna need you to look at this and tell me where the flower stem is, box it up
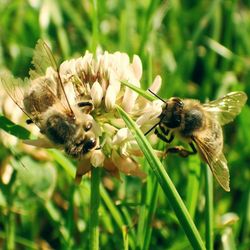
[6,211,15,250]
[205,164,214,250]
[90,167,101,250]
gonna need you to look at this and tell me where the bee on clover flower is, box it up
[1,40,162,183]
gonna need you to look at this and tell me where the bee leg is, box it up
[26,119,33,124]
[78,101,93,114]
[77,101,93,108]
[155,129,174,143]
[159,124,169,136]
[166,142,197,158]
[189,142,197,155]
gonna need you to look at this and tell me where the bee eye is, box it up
[177,100,184,108]
[172,98,184,108]
[84,122,92,131]
[86,138,96,149]
[82,138,96,153]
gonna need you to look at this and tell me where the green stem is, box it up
[90,167,101,250]
[91,0,99,54]
[142,174,159,250]
[6,212,15,250]
[0,232,37,249]
[205,164,214,250]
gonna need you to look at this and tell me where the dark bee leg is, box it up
[26,119,33,124]
[167,142,197,158]
[159,124,169,136]
[155,129,174,143]
[77,101,93,108]
[78,101,93,114]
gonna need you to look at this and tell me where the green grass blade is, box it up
[100,185,136,249]
[45,201,70,244]
[122,226,129,250]
[90,0,99,54]
[0,114,31,140]
[138,0,161,55]
[47,149,76,178]
[0,232,37,250]
[136,179,147,249]
[204,164,214,250]
[90,167,101,250]
[116,105,205,250]
[6,211,15,250]
[100,185,124,229]
[120,80,156,101]
[185,156,201,219]
[142,173,159,250]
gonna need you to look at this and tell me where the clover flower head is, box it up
[1,41,163,183]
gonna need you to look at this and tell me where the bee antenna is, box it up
[148,89,166,103]
[144,122,160,136]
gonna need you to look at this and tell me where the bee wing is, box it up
[203,91,247,125]
[0,72,40,126]
[193,136,230,192]
[29,40,75,118]
[29,39,58,79]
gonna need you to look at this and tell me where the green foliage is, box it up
[0,0,249,249]
[0,115,31,140]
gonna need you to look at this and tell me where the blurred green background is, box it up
[0,0,249,249]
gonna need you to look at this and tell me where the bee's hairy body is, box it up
[38,110,97,159]
[160,98,223,157]
[160,99,205,135]
[179,100,204,137]
[182,100,223,159]
[1,39,100,183]
[43,113,75,145]
[21,76,98,158]
[148,91,247,192]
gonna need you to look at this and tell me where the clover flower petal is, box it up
[150,75,162,93]
[91,150,105,167]
[105,85,117,111]
[91,81,103,107]
[131,55,142,80]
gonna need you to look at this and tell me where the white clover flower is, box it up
[52,50,163,180]
[1,42,163,183]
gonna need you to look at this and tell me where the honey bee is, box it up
[146,90,247,191]
[1,40,99,182]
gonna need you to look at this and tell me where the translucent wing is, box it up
[0,72,37,125]
[29,40,75,118]
[29,39,57,79]
[203,91,247,126]
[0,72,58,128]
[193,135,230,192]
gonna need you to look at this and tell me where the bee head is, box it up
[65,121,98,158]
[160,97,184,128]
